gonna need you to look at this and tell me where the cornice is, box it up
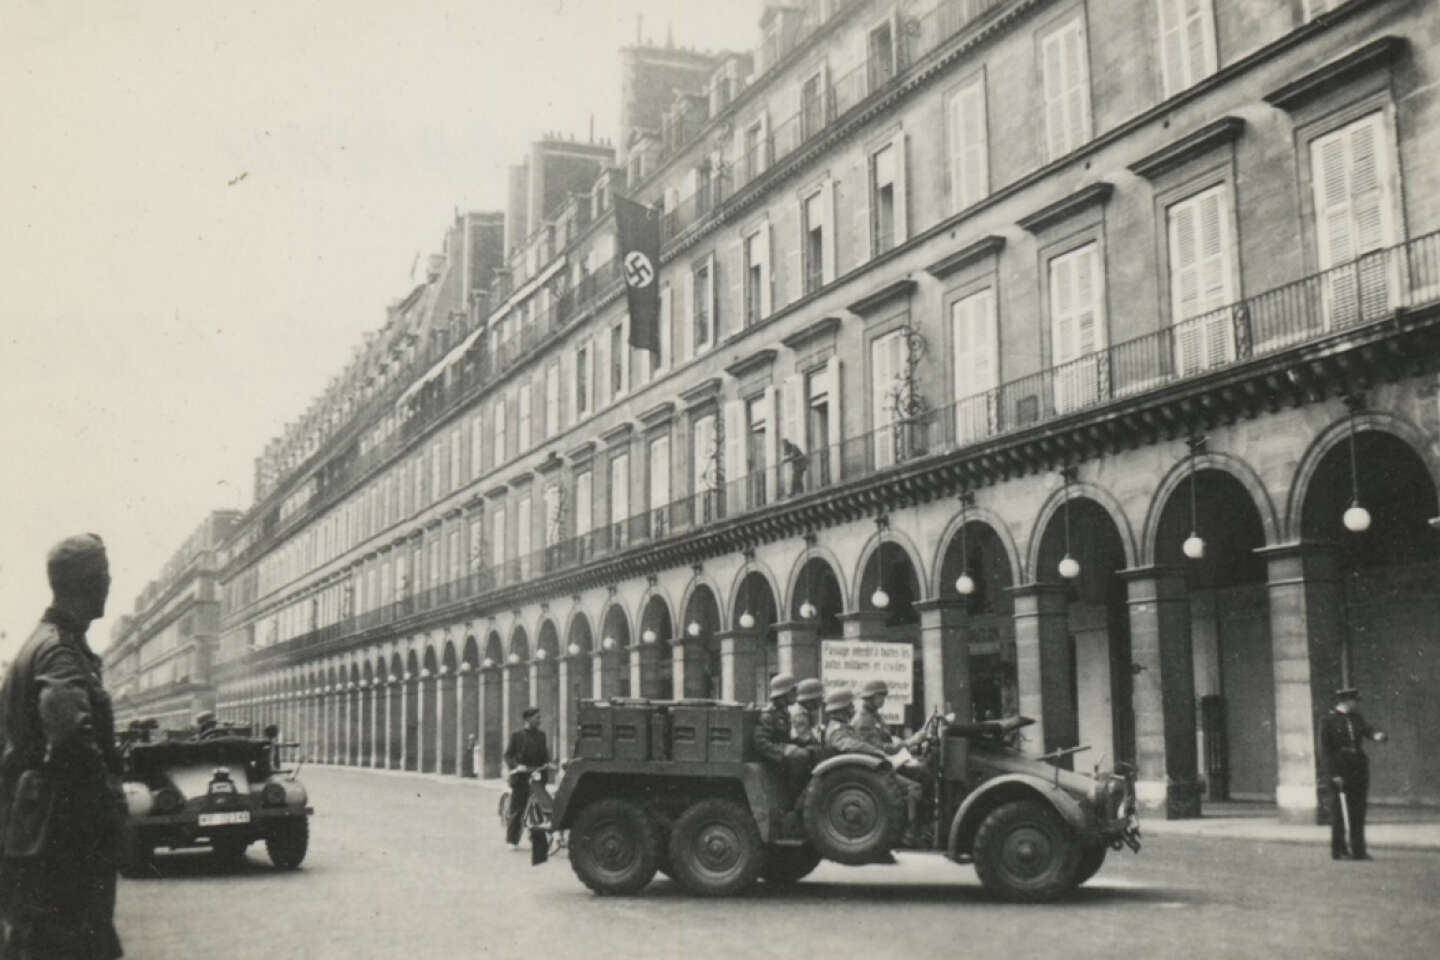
[1017,182,1113,233]
[535,451,566,475]
[638,401,677,429]
[724,349,778,380]
[925,235,1006,279]
[601,422,635,446]
[507,470,535,488]
[1127,117,1245,180]
[566,440,597,463]
[1262,35,1405,112]
[484,484,509,500]
[847,278,916,316]
[780,315,843,351]
[681,377,724,409]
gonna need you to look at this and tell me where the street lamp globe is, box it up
[506,652,521,665]
[1343,502,1372,533]
[686,621,702,638]
[602,635,617,651]
[481,657,495,670]
[535,647,549,661]
[739,611,756,630]
[1058,554,1081,580]
[799,600,817,620]
[1182,533,1206,560]
[642,628,658,644]
[871,588,890,609]
[566,643,581,657]
[955,572,976,596]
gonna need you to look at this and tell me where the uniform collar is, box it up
[42,605,91,637]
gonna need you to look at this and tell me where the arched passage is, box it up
[348,663,362,766]
[481,632,504,778]
[937,518,1016,722]
[1033,495,1131,763]
[421,646,439,773]
[507,627,531,738]
[1299,427,1440,804]
[733,567,780,706]
[565,613,595,706]
[680,583,723,698]
[388,653,404,769]
[599,605,632,698]
[440,642,459,775]
[360,661,375,767]
[534,620,561,750]
[858,536,923,729]
[790,555,844,641]
[638,595,675,700]
[404,650,420,771]
[460,636,481,776]
[326,666,339,763]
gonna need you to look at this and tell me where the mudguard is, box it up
[947,773,1092,860]
[811,752,889,778]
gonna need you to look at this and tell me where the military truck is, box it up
[117,722,312,876]
[544,698,1140,901]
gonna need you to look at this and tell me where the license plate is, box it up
[198,811,251,827]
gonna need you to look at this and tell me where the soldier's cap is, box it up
[824,688,854,710]
[522,706,541,719]
[46,533,107,591]
[796,678,825,702]
[860,678,889,699]
[768,673,797,698]
[1335,687,1361,700]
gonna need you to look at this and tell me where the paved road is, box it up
[117,766,1440,960]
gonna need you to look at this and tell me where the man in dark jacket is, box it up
[0,533,124,959]
[753,674,812,803]
[503,707,549,849]
[1321,687,1387,860]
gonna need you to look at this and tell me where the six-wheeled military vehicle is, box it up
[117,721,312,876]
[545,698,1140,901]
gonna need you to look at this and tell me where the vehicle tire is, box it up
[212,837,249,867]
[761,844,823,886]
[568,798,659,895]
[972,799,1080,902]
[498,792,511,830]
[667,799,765,897]
[266,817,310,870]
[1074,843,1107,886]
[801,765,908,865]
[118,827,154,879]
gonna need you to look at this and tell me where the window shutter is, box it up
[783,374,804,451]
[683,268,695,359]
[823,179,838,283]
[787,200,803,304]
[561,350,574,427]
[658,284,671,372]
[854,29,869,98]
[825,357,843,482]
[1075,246,1100,355]
[1042,29,1067,159]
[596,329,610,409]
[871,332,898,468]
[760,221,774,316]
[725,244,741,340]
[1064,20,1091,151]
[620,314,631,395]
[649,436,670,514]
[1157,0,1184,97]
[609,454,629,528]
[1186,0,1217,84]
[764,384,781,496]
[1051,255,1076,364]
[723,399,745,511]
[575,472,592,535]
[758,112,770,174]
[693,415,714,497]
[853,161,871,265]
[892,131,908,243]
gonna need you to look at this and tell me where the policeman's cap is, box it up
[1335,687,1361,701]
[860,679,889,699]
[796,678,825,703]
[768,673,797,698]
[824,689,854,710]
[522,707,541,720]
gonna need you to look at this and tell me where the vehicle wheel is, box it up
[761,844,823,886]
[266,818,310,870]
[1074,843,1107,886]
[118,827,154,879]
[212,838,249,867]
[668,799,765,897]
[498,792,511,830]
[801,765,907,865]
[568,799,659,895]
[972,800,1079,902]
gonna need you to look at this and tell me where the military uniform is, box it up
[853,701,896,752]
[755,702,811,804]
[822,717,887,759]
[0,606,124,960]
[789,702,820,744]
[1320,702,1384,860]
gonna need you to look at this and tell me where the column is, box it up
[534,657,559,754]
[633,642,664,699]
[838,610,889,644]
[676,637,709,698]
[913,599,972,723]
[454,667,468,775]
[434,668,447,774]
[1009,583,1075,757]
[400,676,411,771]
[773,620,821,680]
[340,684,350,765]
[501,664,516,747]
[1257,542,1345,824]
[716,629,761,704]
[477,667,493,778]
[1121,566,1201,819]
[557,658,571,762]
[598,647,625,699]
[371,682,383,767]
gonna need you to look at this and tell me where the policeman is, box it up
[0,533,124,959]
[754,674,810,803]
[1320,687,1388,860]
[789,678,825,747]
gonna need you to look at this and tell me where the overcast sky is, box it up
[0,0,758,659]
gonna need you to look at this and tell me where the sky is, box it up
[0,0,759,659]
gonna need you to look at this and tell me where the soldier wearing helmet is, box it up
[854,678,931,845]
[820,689,885,758]
[789,677,826,747]
[753,673,811,803]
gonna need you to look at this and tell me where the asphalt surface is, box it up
[116,766,1440,960]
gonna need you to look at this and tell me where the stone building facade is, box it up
[214,0,1440,821]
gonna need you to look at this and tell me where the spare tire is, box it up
[801,763,907,865]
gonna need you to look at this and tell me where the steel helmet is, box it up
[769,673,797,698]
[860,679,889,699]
[796,678,825,703]
[824,688,855,711]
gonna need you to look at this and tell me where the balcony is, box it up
[224,231,1440,672]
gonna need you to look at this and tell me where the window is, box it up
[575,471,592,537]
[545,363,560,438]
[450,427,462,490]
[492,505,506,572]
[448,529,461,588]
[746,395,769,505]
[744,228,769,325]
[1041,16,1092,160]
[1049,243,1106,411]
[692,257,715,353]
[871,142,901,254]
[1302,0,1342,21]
[806,367,832,485]
[609,453,630,545]
[648,435,670,534]
[697,162,713,216]
[1157,0,1216,97]
[610,323,625,397]
[429,442,442,502]
[429,536,442,589]
[543,484,562,548]
[518,383,531,452]
[744,121,764,181]
[516,493,531,577]
[801,71,824,138]
[692,414,718,521]
[470,413,483,477]
[1310,111,1398,329]
[868,19,895,89]
[575,341,591,418]
[950,288,999,442]
[871,329,907,468]
[947,76,989,213]
[628,152,644,189]
[1167,184,1235,375]
[494,396,507,466]
[803,189,826,294]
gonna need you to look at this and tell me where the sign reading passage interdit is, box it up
[820,640,913,725]
[613,192,661,357]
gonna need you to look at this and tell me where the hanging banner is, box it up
[613,192,661,357]
[820,639,913,725]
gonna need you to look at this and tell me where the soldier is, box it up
[0,533,124,960]
[789,678,825,747]
[754,674,810,803]
[820,689,886,758]
[1321,687,1388,861]
[854,679,930,845]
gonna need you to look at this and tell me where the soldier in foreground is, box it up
[0,533,124,959]
[1321,687,1387,860]
[753,674,811,803]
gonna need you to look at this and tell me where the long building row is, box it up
[110,0,1440,823]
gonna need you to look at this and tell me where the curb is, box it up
[310,763,508,792]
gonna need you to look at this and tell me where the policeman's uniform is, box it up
[1320,687,1386,860]
[503,708,549,847]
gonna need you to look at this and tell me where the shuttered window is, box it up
[951,288,998,442]
[1167,184,1234,374]
[1310,111,1397,328]
[1041,17,1092,160]
[1049,243,1106,412]
[871,328,907,468]
[947,76,989,213]
[1157,0,1217,98]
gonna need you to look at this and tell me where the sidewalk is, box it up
[1141,801,1440,852]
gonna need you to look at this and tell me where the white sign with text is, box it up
[820,639,913,725]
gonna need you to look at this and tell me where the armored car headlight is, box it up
[262,782,287,806]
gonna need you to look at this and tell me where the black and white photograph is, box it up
[3,0,1440,957]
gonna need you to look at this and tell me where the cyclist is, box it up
[503,707,550,849]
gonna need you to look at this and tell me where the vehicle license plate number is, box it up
[199,811,251,827]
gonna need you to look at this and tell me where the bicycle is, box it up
[498,765,565,856]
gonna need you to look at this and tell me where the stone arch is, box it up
[930,504,1022,597]
[564,610,594,654]
[599,601,633,698]
[782,541,851,615]
[461,635,480,670]
[535,618,561,659]
[637,590,676,700]
[483,630,504,668]
[1025,479,1138,582]
[678,576,726,634]
[422,645,439,676]
[726,559,782,628]
[1140,450,1280,566]
[853,526,929,609]
[599,601,632,650]
[508,625,531,663]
